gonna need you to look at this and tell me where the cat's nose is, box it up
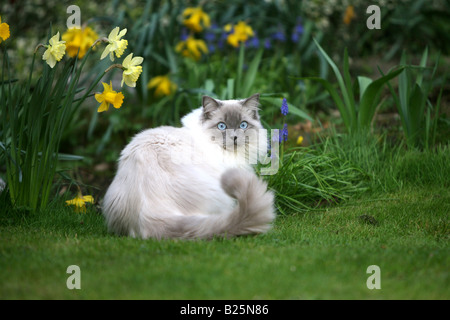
[233,136,237,145]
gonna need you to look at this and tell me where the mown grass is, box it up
[1,134,449,299]
[0,183,448,299]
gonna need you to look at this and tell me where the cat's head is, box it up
[201,93,263,151]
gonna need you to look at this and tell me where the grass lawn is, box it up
[0,184,448,300]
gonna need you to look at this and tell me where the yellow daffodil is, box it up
[42,32,66,68]
[223,24,233,33]
[0,16,10,43]
[62,26,98,59]
[226,21,254,47]
[147,75,177,97]
[100,27,128,61]
[95,82,124,112]
[66,192,94,213]
[182,7,210,33]
[343,5,356,25]
[175,35,208,60]
[297,136,304,145]
[121,53,143,87]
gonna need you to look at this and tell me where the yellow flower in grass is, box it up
[343,5,356,25]
[0,16,10,43]
[226,21,254,47]
[95,82,124,112]
[42,32,66,68]
[121,53,143,87]
[100,27,128,61]
[147,75,177,97]
[62,26,98,59]
[175,35,208,60]
[66,192,94,213]
[182,7,210,33]
[297,135,304,145]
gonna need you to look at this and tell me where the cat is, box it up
[102,93,275,240]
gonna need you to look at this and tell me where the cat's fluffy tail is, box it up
[163,168,276,239]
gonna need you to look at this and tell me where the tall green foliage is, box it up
[383,48,443,150]
[0,36,102,211]
[308,39,405,135]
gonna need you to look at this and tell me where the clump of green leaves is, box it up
[308,39,405,135]
[0,32,101,211]
[263,147,368,215]
[384,48,444,150]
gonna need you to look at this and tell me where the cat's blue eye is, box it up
[217,122,227,131]
[240,121,248,129]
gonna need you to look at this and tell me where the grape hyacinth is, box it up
[272,30,286,42]
[280,123,288,142]
[291,19,304,43]
[280,98,289,142]
[281,98,289,115]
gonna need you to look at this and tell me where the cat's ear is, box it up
[241,93,260,119]
[202,96,221,121]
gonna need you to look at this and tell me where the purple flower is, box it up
[291,17,304,43]
[204,31,216,42]
[217,31,229,50]
[208,43,216,53]
[180,28,189,41]
[291,32,300,43]
[280,123,288,142]
[264,38,271,49]
[246,32,260,48]
[281,98,289,116]
[295,24,304,34]
[272,30,286,42]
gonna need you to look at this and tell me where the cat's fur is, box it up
[102,93,275,239]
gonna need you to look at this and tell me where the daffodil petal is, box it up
[131,56,144,65]
[118,28,127,38]
[94,93,104,103]
[109,27,119,40]
[82,195,94,203]
[100,44,111,60]
[123,53,132,66]
[97,101,109,112]
[124,76,136,87]
[113,92,124,109]
[147,76,162,88]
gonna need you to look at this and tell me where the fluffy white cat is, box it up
[102,93,275,239]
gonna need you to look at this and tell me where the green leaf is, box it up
[416,47,428,87]
[313,38,354,128]
[302,77,351,132]
[204,79,215,94]
[357,76,372,102]
[289,104,314,122]
[343,48,356,117]
[260,97,313,122]
[408,83,427,144]
[241,48,263,98]
[57,153,84,161]
[358,67,405,129]
[227,78,234,99]
[236,45,245,96]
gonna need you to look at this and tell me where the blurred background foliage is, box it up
[1,0,449,195]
